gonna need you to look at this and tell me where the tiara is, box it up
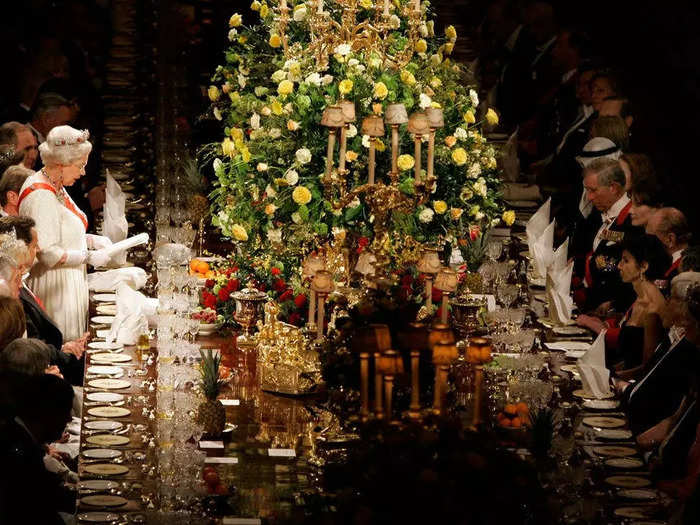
[0,147,16,163]
[0,230,24,268]
[52,129,90,147]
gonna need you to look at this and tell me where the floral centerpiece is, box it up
[204,0,513,281]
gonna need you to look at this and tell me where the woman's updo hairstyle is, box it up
[621,233,672,281]
[38,125,92,166]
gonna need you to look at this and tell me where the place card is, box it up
[205,457,238,464]
[199,440,225,449]
[220,399,240,406]
[268,448,296,457]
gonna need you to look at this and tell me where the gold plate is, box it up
[86,434,130,447]
[573,389,614,400]
[583,416,626,429]
[87,379,131,390]
[80,495,128,507]
[87,406,131,418]
[614,507,652,519]
[593,446,637,457]
[605,457,645,469]
[605,476,652,488]
[83,463,129,476]
[91,353,132,363]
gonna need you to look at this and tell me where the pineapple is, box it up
[196,349,227,437]
[182,155,210,224]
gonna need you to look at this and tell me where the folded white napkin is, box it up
[552,238,569,271]
[532,220,555,278]
[103,172,128,266]
[88,267,148,291]
[576,330,611,399]
[526,197,551,261]
[107,282,159,345]
[546,261,574,325]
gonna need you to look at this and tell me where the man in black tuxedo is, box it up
[0,216,85,384]
[0,374,76,524]
[577,158,644,313]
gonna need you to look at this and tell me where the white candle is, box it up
[318,0,324,14]
[281,0,287,9]
[414,0,420,13]
[307,289,316,328]
[383,0,390,16]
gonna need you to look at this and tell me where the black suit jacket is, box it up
[623,336,699,435]
[0,419,75,524]
[20,287,83,385]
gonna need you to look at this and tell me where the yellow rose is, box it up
[229,13,242,27]
[359,0,372,8]
[433,200,448,214]
[444,136,457,148]
[345,151,359,162]
[287,120,300,131]
[430,77,442,89]
[288,62,301,77]
[372,103,383,115]
[277,79,294,96]
[397,154,415,171]
[222,138,236,158]
[339,79,354,95]
[445,25,457,41]
[260,3,269,17]
[240,146,251,163]
[415,39,428,53]
[251,1,261,11]
[444,42,454,55]
[374,139,386,152]
[270,101,283,115]
[232,224,248,241]
[292,186,312,205]
[502,210,515,226]
[230,128,244,142]
[265,203,277,216]
[463,110,476,124]
[269,34,282,48]
[229,91,240,102]
[208,86,220,102]
[452,147,467,166]
[450,207,464,220]
[238,35,248,44]
[400,70,416,85]
[373,81,388,100]
[486,108,500,126]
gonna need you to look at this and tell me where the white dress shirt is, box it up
[672,249,683,263]
[593,194,630,251]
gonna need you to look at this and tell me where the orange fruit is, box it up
[504,404,517,416]
[500,418,511,427]
[189,260,199,273]
[516,402,529,414]
[480,347,491,362]
[197,260,210,274]
[511,417,522,428]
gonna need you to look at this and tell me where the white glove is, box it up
[86,234,113,250]
[63,250,88,267]
[86,249,112,268]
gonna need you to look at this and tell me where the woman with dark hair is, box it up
[620,152,656,192]
[577,234,671,372]
[629,176,665,229]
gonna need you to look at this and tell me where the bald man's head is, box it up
[647,207,691,254]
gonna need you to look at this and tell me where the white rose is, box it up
[491,218,501,227]
[419,23,428,37]
[361,135,371,148]
[261,106,272,116]
[419,93,432,109]
[322,74,334,85]
[291,212,302,224]
[269,128,281,139]
[265,184,277,197]
[474,179,487,197]
[418,208,435,223]
[370,56,382,68]
[267,229,282,243]
[467,163,482,179]
[347,197,361,209]
[254,86,268,97]
[271,69,286,82]
[347,124,357,138]
[213,158,223,174]
[237,73,247,89]
[426,20,435,36]
[454,127,467,140]
[257,163,268,172]
[250,112,261,130]
[475,211,485,220]
[285,169,299,185]
[334,43,352,56]
[293,5,307,21]
[389,15,401,29]
[429,54,442,67]
[284,102,293,113]
[283,59,297,70]
[348,58,359,67]
[228,29,237,41]
[469,88,479,107]
[305,72,322,86]
[295,148,312,164]
[213,107,222,121]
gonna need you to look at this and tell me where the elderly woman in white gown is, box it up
[18,126,113,340]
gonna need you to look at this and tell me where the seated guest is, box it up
[576,158,644,313]
[614,272,700,436]
[629,176,665,229]
[577,234,670,370]
[590,115,630,151]
[620,152,655,192]
[0,229,26,298]
[0,122,39,170]
[27,93,73,146]
[647,207,692,284]
[0,374,76,524]
[599,96,634,129]
[0,165,32,217]
[0,216,85,384]
[0,296,26,352]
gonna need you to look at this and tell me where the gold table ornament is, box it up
[231,284,268,349]
[434,267,459,324]
[416,246,442,310]
[311,269,335,342]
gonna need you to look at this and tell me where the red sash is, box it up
[664,258,681,278]
[18,183,88,232]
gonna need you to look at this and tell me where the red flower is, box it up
[294,294,307,308]
[256,282,267,292]
[225,268,233,277]
[431,286,443,303]
[227,279,240,292]
[400,274,413,286]
[398,285,412,301]
[273,279,287,292]
[288,312,302,326]
[218,288,231,302]
[357,236,370,254]
[469,225,481,241]
[270,267,281,276]
[205,279,215,288]
[203,291,217,310]
[278,289,293,302]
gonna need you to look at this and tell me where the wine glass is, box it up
[486,240,503,261]
[497,283,519,309]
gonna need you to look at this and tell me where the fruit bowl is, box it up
[198,323,217,336]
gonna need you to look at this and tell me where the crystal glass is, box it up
[497,283,519,308]
[486,240,502,261]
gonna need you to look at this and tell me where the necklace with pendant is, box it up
[41,168,66,205]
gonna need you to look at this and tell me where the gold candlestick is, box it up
[307,289,317,331]
[431,340,458,415]
[361,115,384,185]
[434,267,458,324]
[377,350,403,422]
[321,105,345,183]
[416,246,442,310]
[384,374,395,420]
[413,137,421,182]
[311,269,334,342]
[407,112,429,183]
[425,108,444,186]
[409,349,421,416]
[374,351,384,419]
[360,352,370,420]
[316,292,326,342]
[385,104,408,182]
